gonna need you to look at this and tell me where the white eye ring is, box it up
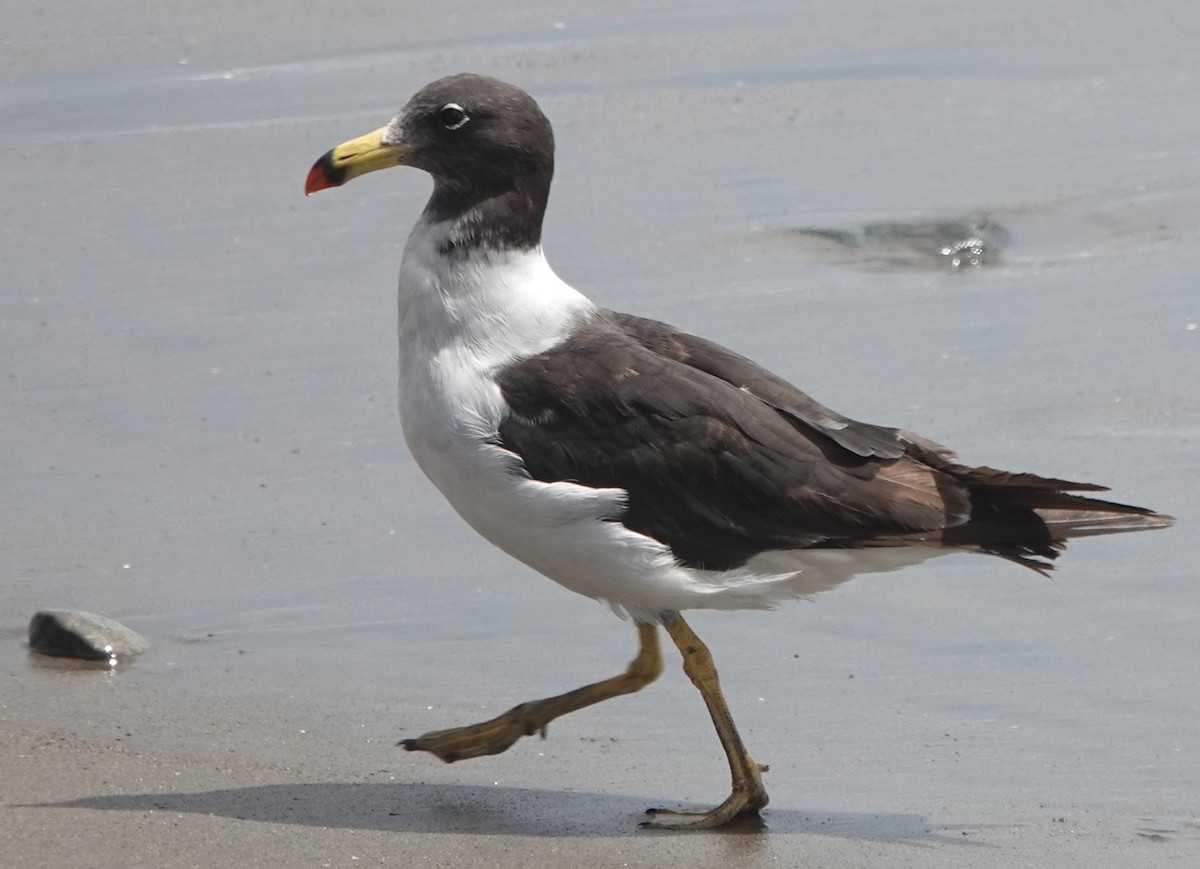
[438,103,470,131]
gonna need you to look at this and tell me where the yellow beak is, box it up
[305,126,408,195]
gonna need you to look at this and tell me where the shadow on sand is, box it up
[36,781,985,845]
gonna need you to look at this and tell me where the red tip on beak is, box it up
[304,160,335,196]
[304,128,399,196]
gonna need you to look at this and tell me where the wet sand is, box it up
[3,1,1198,865]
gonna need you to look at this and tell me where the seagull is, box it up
[305,73,1173,829]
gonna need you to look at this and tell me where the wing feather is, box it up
[496,311,1170,573]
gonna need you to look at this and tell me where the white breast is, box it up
[395,215,594,512]
[396,218,667,605]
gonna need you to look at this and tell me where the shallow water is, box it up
[2,0,1198,859]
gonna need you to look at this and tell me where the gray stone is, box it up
[28,610,149,662]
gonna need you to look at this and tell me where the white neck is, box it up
[397,215,595,369]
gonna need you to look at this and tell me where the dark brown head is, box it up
[306,74,555,249]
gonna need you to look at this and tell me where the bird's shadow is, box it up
[30,781,985,845]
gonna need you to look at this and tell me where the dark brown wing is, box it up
[495,311,1172,573]
[607,311,910,460]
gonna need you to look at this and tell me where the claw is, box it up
[639,787,769,831]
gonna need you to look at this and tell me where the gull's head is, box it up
[304,73,554,198]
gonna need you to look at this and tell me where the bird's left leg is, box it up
[401,622,661,762]
[642,612,769,830]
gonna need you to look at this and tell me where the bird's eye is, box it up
[438,104,470,131]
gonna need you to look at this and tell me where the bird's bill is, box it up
[305,126,408,195]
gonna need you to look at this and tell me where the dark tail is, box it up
[933,461,1174,572]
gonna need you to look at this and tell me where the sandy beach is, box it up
[3,1,1198,865]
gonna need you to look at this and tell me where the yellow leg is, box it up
[401,622,661,763]
[643,613,769,830]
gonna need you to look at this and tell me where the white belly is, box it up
[397,331,686,617]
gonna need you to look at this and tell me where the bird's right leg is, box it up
[400,622,661,762]
[642,613,769,829]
